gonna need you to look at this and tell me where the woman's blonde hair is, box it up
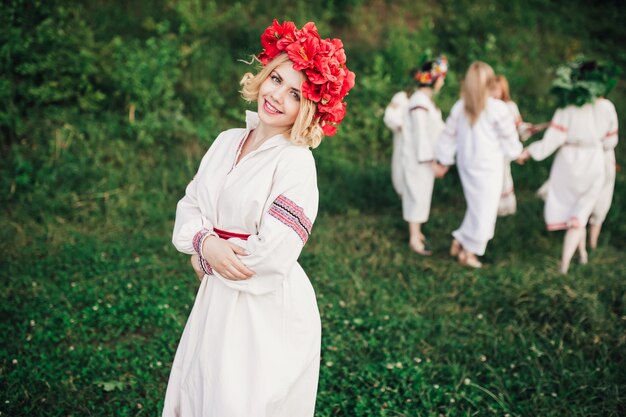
[462,61,496,125]
[494,75,511,102]
[240,54,324,148]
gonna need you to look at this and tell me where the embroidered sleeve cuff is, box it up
[198,254,214,276]
[192,228,217,256]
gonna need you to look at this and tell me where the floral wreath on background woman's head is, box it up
[413,55,448,87]
[257,19,356,136]
[550,58,620,108]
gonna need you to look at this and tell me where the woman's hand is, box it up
[190,254,205,281]
[515,148,531,165]
[432,161,449,178]
[202,236,255,281]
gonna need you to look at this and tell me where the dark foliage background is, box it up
[1,1,625,416]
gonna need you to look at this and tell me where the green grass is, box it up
[2,183,624,416]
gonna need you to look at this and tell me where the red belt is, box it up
[213,227,250,241]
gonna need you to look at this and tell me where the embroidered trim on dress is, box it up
[549,122,568,133]
[193,228,210,255]
[409,105,429,112]
[605,130,618,138]
[198,255,213,275]
[268,195,312,244]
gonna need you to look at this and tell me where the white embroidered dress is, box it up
[436,98,522,255]
[401,90,444,223]
[163,112,321,417]
[528,100,617,229]
[498,100,523,216]
[383,91,409,196]
[590,98,619,225]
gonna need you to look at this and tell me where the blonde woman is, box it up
[162,20,355,417]
[433,61,522,268]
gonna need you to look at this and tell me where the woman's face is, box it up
[257,61,304,134]
[491,83,503,99]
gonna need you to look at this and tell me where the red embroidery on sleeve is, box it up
[268,195,312,244]
[549,122,568,133]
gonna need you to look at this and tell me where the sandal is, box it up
[458,250,482,268]
[410,236,432,256]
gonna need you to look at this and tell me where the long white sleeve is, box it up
[383,91,408,132]
[171,136,225,254]
[436,101,462,166]
[528,108,569,161]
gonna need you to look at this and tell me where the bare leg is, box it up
[409,222,431,255]
[589,223,602,250]
[560,227,584,274]
[578,228,588,265]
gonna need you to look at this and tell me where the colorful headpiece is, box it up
[550,58,620,108]
[413,55,448,86]
[258,20,356,136]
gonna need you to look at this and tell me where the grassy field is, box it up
[2,161,625,416]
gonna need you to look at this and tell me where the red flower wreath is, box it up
[258,19,356,136]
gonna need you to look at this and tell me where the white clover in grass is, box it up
[551,392,557,397]
[71,282,77,287]
[327,345,337,351]
[157,361,162,367]
[464,378,471,385]
[92,305,99,311]
[32,282,37,287]
[395,362,403,369]
[127,283,133,289]
[69,345,75,351]
[134,256,140,263]
[384,315,389,320]
[343,320,349,325]
[505,414,511,417]
[450,398,455,403]
[26,334,32,341]
[173,285,179,290]
[480,355,487,362]
[12,359,17,364]
[414,357,422,363]
[339,300,346,308]
[510,363,516,369]
[477,313,484,319]
[386,363,395,370]
[596,367,600,372]
[325,361,333,367]
[30,320,35,326]
[434,384,439,389]
[137,403,143,409]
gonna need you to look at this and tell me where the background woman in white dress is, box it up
[433,61,522,268]
[517,60,619,274]
[491,74,548,216]
[162,20,354,417]
[398,55,448,255]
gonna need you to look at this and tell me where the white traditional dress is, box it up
[527,99,615,230]
[498,100,524,216]
[163,111,321,417]
[589,98,619,225]
[383,91,409,196]
[401,90,445,223]
[436,98,522,256]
